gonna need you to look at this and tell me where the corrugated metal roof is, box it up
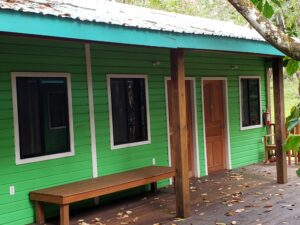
[0,0,264,42]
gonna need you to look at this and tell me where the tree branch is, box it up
[227,0,300,60]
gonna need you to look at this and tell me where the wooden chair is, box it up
[287,125,300,165]
[264,124,300,165]
[264,123,276,163]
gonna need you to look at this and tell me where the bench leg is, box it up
[151,182,157,193]
[35,201,45,224]
[60,204,69,225]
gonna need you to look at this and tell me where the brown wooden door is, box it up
[203,80,226,173]
[167,80,195,177]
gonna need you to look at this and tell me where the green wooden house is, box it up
[0,0,287,224]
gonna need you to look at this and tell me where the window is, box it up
[239,76,262,130]
[12,73,74,164]
[107,75,150,149]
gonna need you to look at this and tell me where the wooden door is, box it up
[203,80,226,173]
[167,80,195,177]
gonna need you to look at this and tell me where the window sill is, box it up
[16,151,74,165]
[240,124,263,131]
[111,140,151,150]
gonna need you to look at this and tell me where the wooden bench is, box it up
[30,166,175,225]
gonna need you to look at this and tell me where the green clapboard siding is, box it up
[185,51,266,174]
[91,44,171,178]
[91,44,267,178]
[0,35,267,225]
[0,36,92,225]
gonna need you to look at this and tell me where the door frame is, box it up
[164,77,200,177]
[201,77,232,175]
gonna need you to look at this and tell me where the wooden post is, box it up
[170,49,190,218]
[35,201,45,224]
[272,58,288,184]
[266,68,272,114]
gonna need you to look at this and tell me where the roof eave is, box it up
[0,10,284,56]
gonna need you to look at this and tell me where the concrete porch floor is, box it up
[46,163,300,225]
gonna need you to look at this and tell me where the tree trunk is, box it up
[227,0,300,60]
[297,72,300,98]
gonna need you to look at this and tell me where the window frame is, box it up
[239,76,263,130]
[107,74,151,150]
[48,90,68,130]
[12,72,75,165]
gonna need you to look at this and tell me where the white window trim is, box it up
[239,76,263,131]
[107,74,151,150]
[11,72,75,165]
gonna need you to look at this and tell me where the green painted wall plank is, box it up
[0,36,93,224]
[0,35,268,224]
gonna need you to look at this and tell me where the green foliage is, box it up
[297,167,300,176]
[286,103,300,130]
[284,57,300,76]
[283,103,300,164]
[263,2,274,18]
[251,0,300,75]
[284,135,300,152]
[251,0,275,18]
[271,0,281,7]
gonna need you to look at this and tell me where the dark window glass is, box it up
[241,78,261,127]
[110,78,148,145]
[49,92,67,128]
[16,77,70,159]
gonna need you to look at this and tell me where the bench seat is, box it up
[30,166,175,225]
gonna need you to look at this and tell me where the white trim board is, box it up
[11,72,75,165]
[201,77,232,175]
[106,74,151,150]
[85,43,98,178]
[239,76,263,131]
[164,77,200,177]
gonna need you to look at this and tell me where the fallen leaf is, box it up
[264,208,272,212]
[174,218,185,222]
[235,208,245,213]
[225,210,236,216]
[92,218,100,222]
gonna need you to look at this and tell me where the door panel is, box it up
[203,80,226,173]
[167,80,195,177]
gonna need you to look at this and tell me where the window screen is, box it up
[110,78,148,146]
[240,78,261,128]
[16,77,70,159]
